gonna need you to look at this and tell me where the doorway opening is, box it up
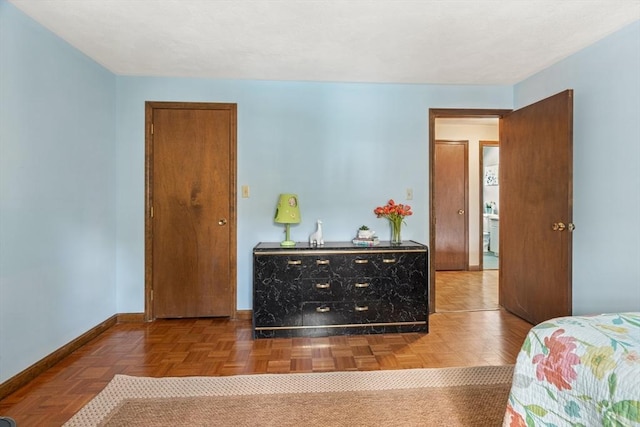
[430,91,573,323]
[480,141,500,272]
[428,109,510,314]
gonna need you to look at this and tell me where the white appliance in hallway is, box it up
[483,214,490,252]
[483,213,499,254]
[489,215,499,254]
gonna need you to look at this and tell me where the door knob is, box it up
[218,218,227,226]
[458,209,465,215]
[552,222,576,231]
[552,222,566,231]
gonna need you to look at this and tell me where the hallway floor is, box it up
[436,270,499,312]
[483,252,499,269]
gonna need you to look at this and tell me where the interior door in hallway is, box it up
[146,102,237,319]
[500,90,573,325]
[434,140,468,270]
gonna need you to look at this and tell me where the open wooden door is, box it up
[500,90,573,324]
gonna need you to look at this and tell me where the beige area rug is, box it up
[64,365,514,427]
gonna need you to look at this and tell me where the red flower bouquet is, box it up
[374,199,413,244]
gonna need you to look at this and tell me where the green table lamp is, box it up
[274,193,301,246]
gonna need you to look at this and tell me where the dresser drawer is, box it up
[377,299,428,322]
[253,286,302,327]
[302,301,381,326]
[297,253,401,278]
[300,278,346,301]
[260,254,351,279]
[253,255,309,282]
[330,253,402,277]
[301,277,391,302]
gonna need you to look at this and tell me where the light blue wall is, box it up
[0,1,117,382]
[115,79,512,312]
[514,21,640,314]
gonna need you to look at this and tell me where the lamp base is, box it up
[279,223,296,246]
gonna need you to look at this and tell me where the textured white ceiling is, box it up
[8,0,640,85]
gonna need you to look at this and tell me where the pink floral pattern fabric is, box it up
[503,313,640,427]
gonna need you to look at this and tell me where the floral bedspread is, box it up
[503,313,640,427]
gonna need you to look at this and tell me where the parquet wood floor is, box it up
[436,270,499,312]
[0,309,532,426]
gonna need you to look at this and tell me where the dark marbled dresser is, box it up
[253,241,428,338]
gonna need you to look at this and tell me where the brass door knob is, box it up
[218,218,227,226]
[458,209,465,215]
[552,222,566,231]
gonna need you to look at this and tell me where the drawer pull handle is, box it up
[355,282,369,288]
[315,283,330,289]
[382,258,396,263]
[316,259,330,265]
[354,259,369,264]
[355,305,369,312]
[316,306,331,313]
[287,260,302,265]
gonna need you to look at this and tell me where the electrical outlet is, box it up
[406,188,413,200]
[242,185,250,198]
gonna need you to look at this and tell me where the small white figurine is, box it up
[309,220,324,246]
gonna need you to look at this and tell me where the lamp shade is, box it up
[274,194,301,224]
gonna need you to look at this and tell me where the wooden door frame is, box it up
[478,140,499,271]
[144,101,238,321]
[428,109,511,314]
[434,139,470,271]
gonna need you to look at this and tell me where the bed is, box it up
[503,312,640,427]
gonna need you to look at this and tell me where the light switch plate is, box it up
[406,188,413,200]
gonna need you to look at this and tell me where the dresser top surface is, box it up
[254,240,428,253]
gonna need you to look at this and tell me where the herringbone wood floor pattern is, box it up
[0,273,530,426]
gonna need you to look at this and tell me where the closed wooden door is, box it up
[500,90,573,324]
[434,141,468,270]
[145,102,236,319]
